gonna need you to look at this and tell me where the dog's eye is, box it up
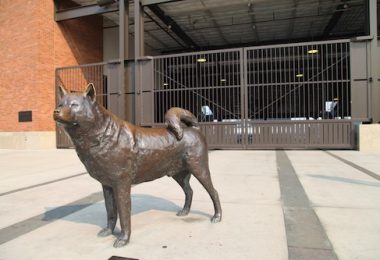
[70,102,79,108]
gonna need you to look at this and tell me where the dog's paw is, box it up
[176,209,190,216]
[113,237,129,248]
[211,214,222,223]
[97,227,113,237]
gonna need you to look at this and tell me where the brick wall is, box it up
[0,0,103,132]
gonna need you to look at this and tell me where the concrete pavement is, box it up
[0,149,379,260]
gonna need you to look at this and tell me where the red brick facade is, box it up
[0,0,103,132]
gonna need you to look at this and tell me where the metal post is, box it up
[368,0,379,123]
[134,0,144,125]
[119,0,128,120]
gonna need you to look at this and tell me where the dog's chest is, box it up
[76,148,133,184]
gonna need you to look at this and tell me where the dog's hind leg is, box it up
[173,172,193,216]
[98,185,118,237]
[190,164,222,223]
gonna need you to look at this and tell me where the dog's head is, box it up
[53,83,97,129]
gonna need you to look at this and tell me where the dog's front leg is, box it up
[98,185,118,237]
[113,178,132,248]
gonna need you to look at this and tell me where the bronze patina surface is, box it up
[53,84,222,248]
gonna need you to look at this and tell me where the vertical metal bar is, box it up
[233,51,237,119]
[159,58,162,122]
[192,55,195,118]
[183,55,186,109]
[321,44,325,119]
[243,49,247,146]
[162,58,165,122]
[176,57,179,107]
[196,55,199,118]
[269,47,273,119]
[303,45,306,118]
[330,44,336,111]
[188,55,192,115]
[250,50,253,119]
[176,55,180,98]
[295,46,298,118]
[168,57,171,112]
[274,47,278,119]
[301,45,304,118]
[213,53,217,119]
[325,44,328,119]
[172,57,176,108]
[346,42,349,117]
[261,48,264,119]
[307,44,311,119]
[330,43,333,117]
[158,59,161,123]
[164,58,167,122]
[265,48,269,119]
[292,46,296,119]
[299,45,302,118]
[194,56,199,120]
[262,48,265,119]
[287,47,290,119]
[168,57,171,108]
[280,47,284,119]
[333,43,340,116]
[225,51,230,119]
[227,51,231,120]
[340,42,344,117]
[345,42,349,117]
[214,52,217,88]
[314,44,318,119]
[153,60,156,122]
[256,49,259,119]
[205,53,209,113]
[255,49,258,120]
[251,50,254,120]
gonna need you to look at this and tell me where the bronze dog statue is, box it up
[53,83,222,247]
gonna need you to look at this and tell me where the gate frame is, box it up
[149,39,356,149]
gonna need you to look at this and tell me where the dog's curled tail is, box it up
[165,107,198,140]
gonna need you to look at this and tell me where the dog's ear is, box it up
[58,85,68,99]
[84,83,96,102]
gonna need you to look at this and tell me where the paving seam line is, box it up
[324,151,380,181]
[0,172,87,197]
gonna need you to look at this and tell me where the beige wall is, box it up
[359,124,380,152]
[0,132,56,149]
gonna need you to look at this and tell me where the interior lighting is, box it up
[308,49,318,54]
[296,73,303,78]
[197,57,207,63]
[220,79,226,82]
[163,83,169,86]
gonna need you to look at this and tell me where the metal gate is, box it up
[151,40,354,149]
[55,40,355,149]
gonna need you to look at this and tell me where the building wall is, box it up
[0,0,102,148]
